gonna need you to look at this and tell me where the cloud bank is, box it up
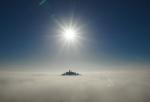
[0,71,150,102]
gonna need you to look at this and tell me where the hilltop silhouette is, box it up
[62,70,80,76]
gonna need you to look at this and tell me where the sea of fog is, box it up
[0,70,150,102]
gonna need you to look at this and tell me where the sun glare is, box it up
[55,19,83,48]
[63,28,76,41]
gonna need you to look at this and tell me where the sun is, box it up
[55,19,83,47]
[63,28,77,42]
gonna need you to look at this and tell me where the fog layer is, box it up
[0,71,150,102]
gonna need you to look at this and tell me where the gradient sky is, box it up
[0,0,150,70]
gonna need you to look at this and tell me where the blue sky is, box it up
[0,0,150,70]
